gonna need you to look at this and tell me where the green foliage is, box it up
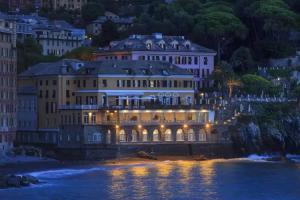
[63,47,97,61]
[92,21,120,46]
[254,40,296,59]
[17,38,60,73]
[82,3,105,23]
[230,47,254,73]
[241,74,272,95]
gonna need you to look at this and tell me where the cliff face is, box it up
[229,112,300,154]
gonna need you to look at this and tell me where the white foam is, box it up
[28,167,106,179]
[286,154,300,163]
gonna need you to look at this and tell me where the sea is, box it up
[1,154,300,200]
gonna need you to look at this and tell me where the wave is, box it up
[286,154,300,163]
[28,167,107,179]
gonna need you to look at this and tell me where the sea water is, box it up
[1,155,300,200]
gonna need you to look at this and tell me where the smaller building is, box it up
[34,20,86,56]
[41,0,87,11]
[87,12,134,36]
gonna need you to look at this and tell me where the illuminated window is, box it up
[119,129,126,142]
[142,129,148,142]
[164,129,172,141]
[153,129,159,142]
[176,129,184,141]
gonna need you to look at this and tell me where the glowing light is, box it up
[131,166,149,177]
[138,124,142,129]
[88,112,92,117]
[106,110,110,113]
[115,125,120,129]
[160,124,165,129]
[205,123,210,129]
[111,169,124,177]
[156,163,173,177]
[183,124,188,128]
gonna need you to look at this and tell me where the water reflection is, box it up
[109,161,218,200]
[177,161,195,183]
[199,160,216,186]
[110,168,126,199]
[130,166,149,177]
[156,162,173,177]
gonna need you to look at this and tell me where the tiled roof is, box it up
[19,59,193,77]
[97,33,216,54]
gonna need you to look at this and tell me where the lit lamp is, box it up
[160,124,165,129]
[115,125,120,129]
[138,124,142,129]
[183,124,188,129]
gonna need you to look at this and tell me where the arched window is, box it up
[153,129,159,142]
[188,129,195,141]
[176,129,184,141]
[132,129,138,142]
[165,129,172,141]
[199,129,207,142]
[119,129,126,142]
[106,130,111,144]
[142,129,148,142]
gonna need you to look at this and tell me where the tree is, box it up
[92,21,120,46]
[17,38,60,73]
[193,2,248,63]
[293,86,300,106]
[63,47,96,61]
[241,74,272,95]
[230,47,255,73]
[82,3,105,23]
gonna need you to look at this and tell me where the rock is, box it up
[20,176,30,186]
[137,151,157,160]
[6,175,22,187]
[22,175,39,184]
[0,175,8,188]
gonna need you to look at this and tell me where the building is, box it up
[87,12,134,36]
[16,59,223,159]
[0,12,86,55]
[93,33,217,91]
[0,15,17,156]
[0,0,40,11]
[34,20,86,56]
[41,0,87,11]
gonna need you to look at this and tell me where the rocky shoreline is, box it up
[0,174,40,189]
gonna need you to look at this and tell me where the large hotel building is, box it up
[0,16,17,156]
[16,59,225,159]
[93,33,217,90]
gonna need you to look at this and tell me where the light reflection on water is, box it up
[109,160,218,200]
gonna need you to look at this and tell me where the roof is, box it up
[97,33,216,54]
[19,59,193,77]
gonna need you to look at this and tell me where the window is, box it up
[106,130,111,144]
[153,129,159,142]
[188,129,195,141]
[91,113,96,124]
[66,90,70,98]
[52,90,56,98]
[127,80,131,87]
[119,129,126,142]
[176,129,184,141]
[194,57,198,65]
[164,129,172,141]
[131,130,138,142]
[199,129,207,141]
[142,129,148,142]
[83,112,89,124]
[204,57,208,65]
[93,80,97,87]
[102,80,107,87]
[143,80,147,87]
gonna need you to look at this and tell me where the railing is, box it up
[97,119,208,126]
